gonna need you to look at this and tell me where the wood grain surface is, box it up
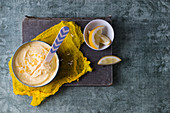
[22,16,113,86]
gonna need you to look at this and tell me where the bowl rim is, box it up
[12,40,59,87]
[83,19,114,51]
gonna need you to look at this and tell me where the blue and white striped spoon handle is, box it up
[45,26,69,62]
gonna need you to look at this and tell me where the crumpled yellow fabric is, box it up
[8,21,92,106]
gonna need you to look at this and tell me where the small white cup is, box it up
[83,19,114,50]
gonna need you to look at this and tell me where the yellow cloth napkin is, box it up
[8,21,92,106]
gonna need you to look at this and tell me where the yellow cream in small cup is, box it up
[12,41,59,87]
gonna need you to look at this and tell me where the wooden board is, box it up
[22,16,113,86]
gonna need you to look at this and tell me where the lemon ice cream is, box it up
[12,41,59,86]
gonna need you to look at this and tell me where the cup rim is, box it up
[83,19,114,51]
[12,40,59,87]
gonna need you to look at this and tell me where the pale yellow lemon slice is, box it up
[89,25,104,49]
[97,56,121,65]
[100,34,111,45]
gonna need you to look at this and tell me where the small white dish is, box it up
[83,19,114,50]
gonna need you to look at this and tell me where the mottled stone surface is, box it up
[0,0,170,113]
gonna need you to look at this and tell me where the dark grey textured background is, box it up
[0,0,169,113]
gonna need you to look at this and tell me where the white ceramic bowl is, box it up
[83,19,114,50]
[12,41,59,87]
